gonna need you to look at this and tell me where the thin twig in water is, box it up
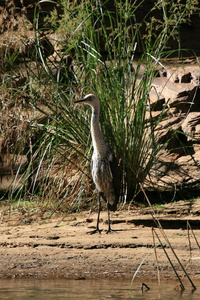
[187,221,200,250]
[141,282,150,292]
[139,182,196,290]
[152,228,185,291]
[187,221,192,259]
[152,227,161,286]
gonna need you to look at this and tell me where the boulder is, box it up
[0,154,28,194]
[0,154,28,176]
[152,80,198,112]
[181,112,200,141]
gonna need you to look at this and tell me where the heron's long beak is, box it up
[74,98,85,104]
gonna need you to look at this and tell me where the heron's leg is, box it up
[87,192,102,234]
[106,201,116,234]
[96,193,101,231]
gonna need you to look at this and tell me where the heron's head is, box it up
[74,94,100,110]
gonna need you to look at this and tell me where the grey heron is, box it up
[74,94,120,234]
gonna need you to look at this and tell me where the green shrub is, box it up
[4,0,199,210]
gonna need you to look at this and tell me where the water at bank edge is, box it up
[0,278,200,300]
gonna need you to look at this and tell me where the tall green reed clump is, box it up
[8,0,198,209]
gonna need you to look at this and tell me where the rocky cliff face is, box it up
[146,60,200,192]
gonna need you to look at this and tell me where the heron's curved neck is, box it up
[91,107,107,155]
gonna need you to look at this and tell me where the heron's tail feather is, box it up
[108,192,119,212]
[108,202,118,212]
[101,192,119,212]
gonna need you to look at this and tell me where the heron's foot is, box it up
[87,228,102,235]
[106,227,117,234]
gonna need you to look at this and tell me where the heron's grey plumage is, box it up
[74,94,120,233]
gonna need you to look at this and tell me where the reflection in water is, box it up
[0,279,199,300]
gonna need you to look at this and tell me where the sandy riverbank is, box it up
[0,203,200,283]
